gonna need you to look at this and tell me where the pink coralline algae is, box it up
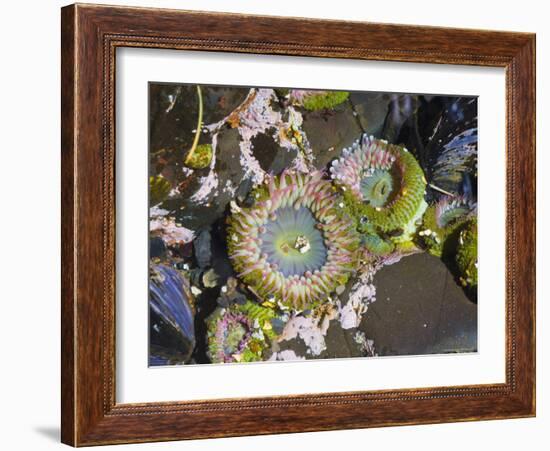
[149,207,195,246]
[339,281,376,330]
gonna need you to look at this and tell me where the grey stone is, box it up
[361,252,477,356]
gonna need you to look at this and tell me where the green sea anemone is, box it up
[330,135,427,255]
[206,308,253,363]
[456,219,478,289]
[206,301,278,363]
[149,175,171,206]
[418,195,477,257]
[227,169,359,310]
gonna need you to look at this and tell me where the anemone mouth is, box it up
[359,167,400,208]
[330,135,426,232]
[227,170,359,309]
[259,206,327,277]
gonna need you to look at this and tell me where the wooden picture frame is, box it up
[61,3,536,446]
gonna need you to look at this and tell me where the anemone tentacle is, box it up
[419,195,477,257]
[227,169,359,309]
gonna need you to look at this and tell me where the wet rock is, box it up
[233,292,248,305]
[236,178,254,204]
[157,129,234,230]
[216,295,230,308]
[320,323,355,359]
[217,277,247,307]
[149,236,166,259]
[180,242,194,258]
[202,86,249,124]
[381,94,420,144]
[301,103,363,170]
[270,318,287,335]
[251,131,297,175]
[202,268,220,288]
[349,92,391,136]
[149,84,199,157]
[154,116,246,232]
[193,229,212,268]
[361,252,477,356]
[209,221,236,282]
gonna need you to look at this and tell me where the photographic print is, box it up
[148,84,478,366]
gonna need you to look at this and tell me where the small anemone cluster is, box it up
[418,195,477,258]
[221,133,478,361]
[206,301,278,363]
[227,169,360,310]
[329,135,427,256]
[416,194,478,297]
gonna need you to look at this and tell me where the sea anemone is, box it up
[227,169,359,309]
[329,135,427,255]
[206,301,278,363]
[419,195,477,257]
[206,308,253,363]
[456,219,478,290]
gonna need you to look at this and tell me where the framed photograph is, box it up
[61,3,536,446]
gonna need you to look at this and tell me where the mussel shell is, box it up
[149,264,195,365]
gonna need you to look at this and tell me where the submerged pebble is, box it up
[193,229,212,268]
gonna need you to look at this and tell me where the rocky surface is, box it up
[362,252,477,355]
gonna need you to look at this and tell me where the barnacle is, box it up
[456,219,478,290]
[419,195,477,257]
[227,169,359,310]
[330,135,427,255]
